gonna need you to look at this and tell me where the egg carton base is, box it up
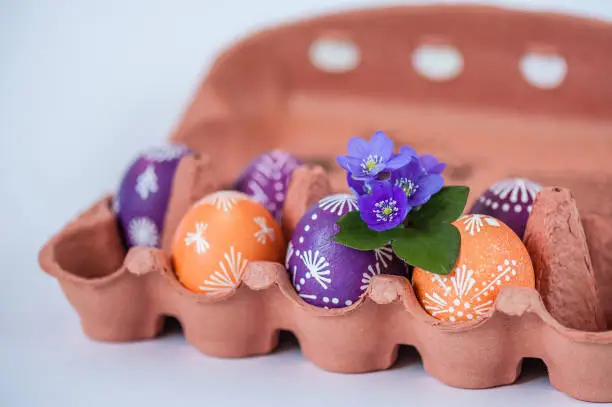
[48,245,612,402]
[39,157,612,402]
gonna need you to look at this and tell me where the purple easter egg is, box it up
[234,150,302,220]
[285,193,407,309]
[114,143,191,248]
[469,178,542,239]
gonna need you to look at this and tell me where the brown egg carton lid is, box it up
[39,155,612,402]
[167,5,612,215]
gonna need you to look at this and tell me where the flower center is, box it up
[374,199,398,222]
[396,178,419,198]
[361,154,383,174]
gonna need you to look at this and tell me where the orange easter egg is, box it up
[412,214,535,322]
[171,191,285,295]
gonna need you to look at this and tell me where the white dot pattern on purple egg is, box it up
[469,178,542,239]
[234,150,302,220]
[286,193,406,309]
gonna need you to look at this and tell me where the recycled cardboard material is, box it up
[38,5,612,403]
[583,215,612,328]
[524,187,606,331]
[161,153,221,252]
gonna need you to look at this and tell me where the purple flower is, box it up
[358,182,409,231]
[337,131,413,181]
[391,158,444,207]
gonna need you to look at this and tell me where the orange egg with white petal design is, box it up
[412,214,535,323]
[171,191,285,295]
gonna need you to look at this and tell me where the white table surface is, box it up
[2,0,611,406]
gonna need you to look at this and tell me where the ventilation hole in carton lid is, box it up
[520,51,567,89]
[412,44,463,81]
[309,37,360,73]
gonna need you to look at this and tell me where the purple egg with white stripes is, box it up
[469,178,542,239]
[234,150,302,220]
[114,143,191,248]
[285,193,407,309]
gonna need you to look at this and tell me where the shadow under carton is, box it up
[39,4,612,403]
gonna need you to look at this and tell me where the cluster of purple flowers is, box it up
[337,131,446,231]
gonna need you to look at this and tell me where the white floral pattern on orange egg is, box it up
[196,190,250,212]
[413,214,535,323]
[458,214,501,236]
[199,246,249,296]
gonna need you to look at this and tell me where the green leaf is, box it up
[408,186,469,228]
[333,211,402,251]
[391,223,461,275]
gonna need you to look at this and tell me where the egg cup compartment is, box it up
[524,187,611,332]
[39,4,612,403]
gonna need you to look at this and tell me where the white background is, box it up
[1,0,611,406]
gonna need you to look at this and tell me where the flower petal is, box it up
[419,154,446,175]
[387,149,418,170]
[369,180,391,201]
[399,146,418,157]
[369,131,394,160]
[368,219,398,232]
[336,155,351,171]
[347,136,369,157]
[420,174,445,196]
[337,155,363,175]
[358,193,379,224]
[390,157,421,183]
[409,174,445,206]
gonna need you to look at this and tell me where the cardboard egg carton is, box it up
[39,5,612,402]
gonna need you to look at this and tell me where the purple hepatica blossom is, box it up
[391,157,444,207]
[358,181,409,232]
[337,131,413,181]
